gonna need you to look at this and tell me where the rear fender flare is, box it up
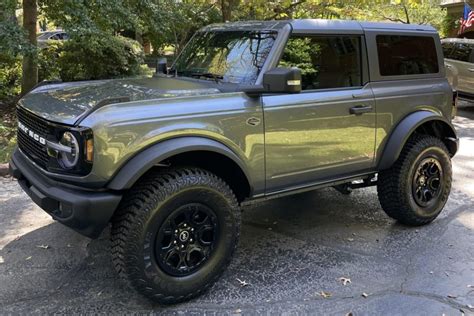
[377,111,458,170]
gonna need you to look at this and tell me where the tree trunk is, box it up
[135,30,143,46]
[21,0,38,95]
[220,0,238,22]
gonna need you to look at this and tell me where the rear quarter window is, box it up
[376,35,439,76]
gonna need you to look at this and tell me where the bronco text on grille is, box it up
[16,107,51,169]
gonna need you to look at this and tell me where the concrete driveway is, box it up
[1,104,473,315]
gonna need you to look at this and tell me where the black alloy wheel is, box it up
[411,157,443,209]
[155,203,219,276]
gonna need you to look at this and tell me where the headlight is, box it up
[44,127,93,175]
[58,132,80,168]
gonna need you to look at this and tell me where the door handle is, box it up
[350,105,373,115]
[468,68,474,72]
[352,92,369,99]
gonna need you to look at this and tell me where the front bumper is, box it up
[9,149,122,238]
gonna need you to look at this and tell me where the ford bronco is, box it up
[10,19,459,303]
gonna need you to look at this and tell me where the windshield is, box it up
[37,32,55,40]
[173,30,277,85]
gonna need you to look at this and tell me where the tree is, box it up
[0,0,29,59]
[220,0,239,22]
[21,0,38,94]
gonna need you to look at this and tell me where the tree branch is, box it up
[382,14,408,24]
[269,0,306,20]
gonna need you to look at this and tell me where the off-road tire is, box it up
[377,135,452,226]
[111,167,240,304]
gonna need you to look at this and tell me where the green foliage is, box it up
[38,41,62,81]
[0,0,31,103]
[0,0,32,58]
[0,106,17,163]
[39,0,155,36]
[279,38,319,78]
[57,35,145,81]
[149,0,221,56]
[0,56,22,102]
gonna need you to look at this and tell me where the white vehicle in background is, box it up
[442,38,474,101]
[37,30,69,48]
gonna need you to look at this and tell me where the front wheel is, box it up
[111,168,240,304]
[377,135,452,226]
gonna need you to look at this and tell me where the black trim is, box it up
[377,111,458,170]
[242,171,376,206]
[10,149,122,238]
[458,91,474,101]
[16,106,93,176]
[107,137,252,192]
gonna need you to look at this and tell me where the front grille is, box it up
[17,107,52,169]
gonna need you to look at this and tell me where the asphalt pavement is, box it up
[0,103,473,315]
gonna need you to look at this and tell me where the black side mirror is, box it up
[241,67,302,95]
[156,58,168,74]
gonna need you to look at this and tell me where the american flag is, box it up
[459,3,474,35]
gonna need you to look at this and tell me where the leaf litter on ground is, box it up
[338,277,352,286]
[236,278,250,287]
[316,291,332,298]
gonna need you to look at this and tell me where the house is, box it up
[441,0,474,38]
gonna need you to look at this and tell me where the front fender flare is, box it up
[107,137,252,191]
[377,111,458,170]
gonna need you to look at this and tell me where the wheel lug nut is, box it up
[184,224,187,227]
[190,239,193,242]
[191,228,194,231]
[173,240,177,244]
[175,230,178,233]
[181,245,185,249]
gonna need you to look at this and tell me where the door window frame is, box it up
[275,33,369,94]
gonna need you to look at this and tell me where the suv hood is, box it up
[19,76,221,125]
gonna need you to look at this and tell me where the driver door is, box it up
[263,35,376,192]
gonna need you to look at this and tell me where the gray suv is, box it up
[9,20,459,304]
[442,38,474,100]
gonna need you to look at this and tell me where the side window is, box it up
[450,43,473,63]
[279,36,362,90]
[442,42,455,59]
[376,35,439,76]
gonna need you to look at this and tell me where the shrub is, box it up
[38,41,63,82]
[58,35,145,81]
[0,55,22,104]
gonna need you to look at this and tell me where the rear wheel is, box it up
[111,168,240,304]
[377,135,452,226]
